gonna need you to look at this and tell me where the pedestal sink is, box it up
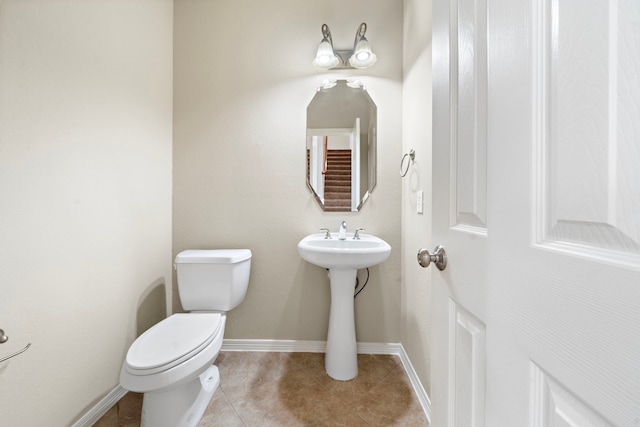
[297,232,391,380]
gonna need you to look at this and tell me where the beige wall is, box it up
[0,0,435,424]
[173,0,404,343]
[0,1,173,425]
[402,0,434,394]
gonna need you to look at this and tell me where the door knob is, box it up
[0,329,8,344]
[417,245,447,270]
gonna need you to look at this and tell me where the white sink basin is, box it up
[298,231,392,380]
[298,233,391,381]
[298,233,391,270]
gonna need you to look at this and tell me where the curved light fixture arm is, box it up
[322,24,334,48]
[353,23,367,48]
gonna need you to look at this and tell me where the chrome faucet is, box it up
[338,221,347,240]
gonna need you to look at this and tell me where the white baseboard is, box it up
[396,344,432,424]
[222,339,432,423]
[222,338,326,353]
[76,340,431,426]
[71,385,128,427]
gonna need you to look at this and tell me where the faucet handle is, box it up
[353,228,365,239]
[320,228,331,239]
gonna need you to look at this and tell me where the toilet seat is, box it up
[125,313,222,375]
[120,314,226,394]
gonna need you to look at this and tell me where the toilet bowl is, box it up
[119,249,251,427]
[120,313,226,426]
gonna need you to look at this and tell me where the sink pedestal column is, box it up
[325,268,358,380]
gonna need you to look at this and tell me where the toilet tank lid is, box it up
[175,249,252,264]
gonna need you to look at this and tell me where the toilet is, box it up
[120,249,251,427]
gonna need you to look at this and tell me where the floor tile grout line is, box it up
[219,386,248,426]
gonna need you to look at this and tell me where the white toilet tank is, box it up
[174,249,251,312]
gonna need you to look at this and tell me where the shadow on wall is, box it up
[136,278,169,337]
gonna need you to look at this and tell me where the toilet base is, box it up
[141,365,220,427]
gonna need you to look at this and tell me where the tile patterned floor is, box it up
[95,351,429,426]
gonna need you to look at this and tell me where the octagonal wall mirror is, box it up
[306,80,377,212]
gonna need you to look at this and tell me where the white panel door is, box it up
[431,0,640,426]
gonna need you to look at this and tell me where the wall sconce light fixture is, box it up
[312,22,377,70]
